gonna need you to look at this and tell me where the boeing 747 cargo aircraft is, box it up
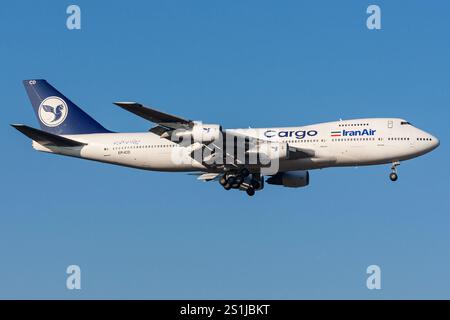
[12,80,439,196]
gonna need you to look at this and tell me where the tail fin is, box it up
[23,79,110,135]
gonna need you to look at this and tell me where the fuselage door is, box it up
[388,120,393,129]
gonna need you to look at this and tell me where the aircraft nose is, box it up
[432,135,440,149]
[426,133,440,151]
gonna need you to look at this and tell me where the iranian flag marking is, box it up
[331,131,341,137]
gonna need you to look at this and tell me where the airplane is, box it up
[12,79,440,197]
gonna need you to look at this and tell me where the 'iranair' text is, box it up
[343,129,376,136]
[331,129,376,137]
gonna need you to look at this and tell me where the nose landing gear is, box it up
[389,161,400,182]
[389,172,398,182]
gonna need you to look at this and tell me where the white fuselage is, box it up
[32,118,439,173]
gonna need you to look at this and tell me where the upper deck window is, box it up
[401,121,412,125]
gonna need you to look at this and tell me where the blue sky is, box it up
[0,0,449,299]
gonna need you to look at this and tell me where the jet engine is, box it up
[265,142,289,161]
[191,123,222,143]
[266,170,310,188]
[172,123,222,144]
[247,141,289,163]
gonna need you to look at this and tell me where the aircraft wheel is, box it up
[246,187,255,197]
[389,172,398,182]
[226,177,238,189]
[223,183,232,190]
[241,168,250,178]
[219,175,227,186]
[251,179,260,190]
[234,176,243,185]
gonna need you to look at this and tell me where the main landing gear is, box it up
[389,161,400,182]
[245,178,261,197]
[219,168,248,190]
[219,169,262,197]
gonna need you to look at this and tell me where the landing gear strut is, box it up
[390,161,400,182]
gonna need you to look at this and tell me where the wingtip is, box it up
[10,124,29,134]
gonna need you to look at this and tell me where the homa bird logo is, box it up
[38,96,69,127]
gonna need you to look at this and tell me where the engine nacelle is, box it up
[266,170,310,188]
[172,123,222,144]
[266,142,289,161]
[191,123,222,143]
[249,141,289,163]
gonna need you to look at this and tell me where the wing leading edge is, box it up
[114,102,193,130]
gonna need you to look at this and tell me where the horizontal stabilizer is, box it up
[11,124,86,147]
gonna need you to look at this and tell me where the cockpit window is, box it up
[401,121,412,125]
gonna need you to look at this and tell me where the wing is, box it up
[114,102,314,171]
[114,102,193,130]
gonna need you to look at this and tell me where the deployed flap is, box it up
[114,102,193,129]
[149,125,171,136]
[11,124,86,147]
[287,146,316,159]
[189,172,221,182]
